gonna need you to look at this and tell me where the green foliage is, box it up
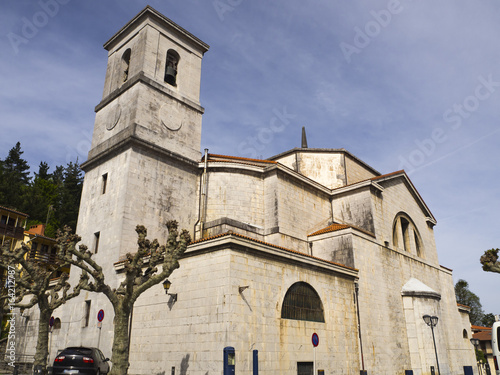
[0,142,83,236]
[455,279,484,326]
[481,313,497,328]
[0,142,31,211]
[476,348,487,364]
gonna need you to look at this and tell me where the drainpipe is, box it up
[354,281,365,372]
[199,149,209,238]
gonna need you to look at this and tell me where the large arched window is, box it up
[392,213,424,257]
[281,282,325,323]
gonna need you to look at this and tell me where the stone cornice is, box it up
[103,5,209,53]
[95,72,204,115]
[81,125,199,172]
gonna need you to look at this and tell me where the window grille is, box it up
[281,282,325,323]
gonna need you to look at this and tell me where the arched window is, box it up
[121,49,131,83]
[400,217,410,251]
[463,329,468,339]
[414,231,422,257]
[281,282,325,323]
[164,49,180,86]
[53,318,61,330]
[392,213,424,258]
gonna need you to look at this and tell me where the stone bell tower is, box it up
[77,6,209,259]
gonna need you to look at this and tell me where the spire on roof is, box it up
[301,126,308,148]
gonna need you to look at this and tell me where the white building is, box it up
[18,6,477,375]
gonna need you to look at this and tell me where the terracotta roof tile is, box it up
[370,170,405,181]
[191,231,358,272]
[308,224,351,236]
[472,325,492,331]
[308,223,376,238]
[473,330,492,341]
[204,153,277,164]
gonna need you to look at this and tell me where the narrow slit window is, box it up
[102,173,108,194]
[414,231,422,257]
[94,232,100,254]
[84,300,91,327]
[401,218,410,252]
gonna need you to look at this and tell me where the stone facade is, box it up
[16,6,477,375]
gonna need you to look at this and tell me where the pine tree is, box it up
[0,142,31,210]
[23,162,61,236]
[56,161,83,231]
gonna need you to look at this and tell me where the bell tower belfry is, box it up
[77,6,209,258]
[89,5,209,162]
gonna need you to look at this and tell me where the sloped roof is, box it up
[308,224,351,236]
[204,153,277,166]
[473,330,492,341]
[104,5,209,52]
[190,231,358,272]
[0,205,28,218]
[268,147,381,176]
[331,170,436,224]
[472,325,492,331]
[401,277,441,299]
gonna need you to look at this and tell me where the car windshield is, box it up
[61,347,93,356]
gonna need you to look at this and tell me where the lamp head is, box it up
[423,315,432,326]
[163,279,171,294]
[470,338,480,347]
[423,315,438,327]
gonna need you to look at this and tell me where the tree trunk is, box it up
[109,304,131,375]
[33,307,52,374]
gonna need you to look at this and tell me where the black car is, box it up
[52,347,110,375]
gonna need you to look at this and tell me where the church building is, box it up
[17,6,477,375]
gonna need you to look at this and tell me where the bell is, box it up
[165,66,177,85]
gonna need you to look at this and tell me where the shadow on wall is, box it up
[154,353,191,375]
[180,353,190,375]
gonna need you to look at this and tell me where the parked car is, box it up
[52,347,110,375]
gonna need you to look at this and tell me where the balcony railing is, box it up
[27,250,57,264]
[0,222,24,240]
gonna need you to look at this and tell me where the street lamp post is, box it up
[470,338,482,375]
[423,315,441,375]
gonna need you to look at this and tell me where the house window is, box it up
[54,318,61,330]
[281,282,325,323]
[164,49,180,86]
[101,173,108,194]
[121,48,131,83]
[93,232,100,254]
[84,300,91,327]
[463,329,468,339]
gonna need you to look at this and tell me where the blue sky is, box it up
[1,1,499,315]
